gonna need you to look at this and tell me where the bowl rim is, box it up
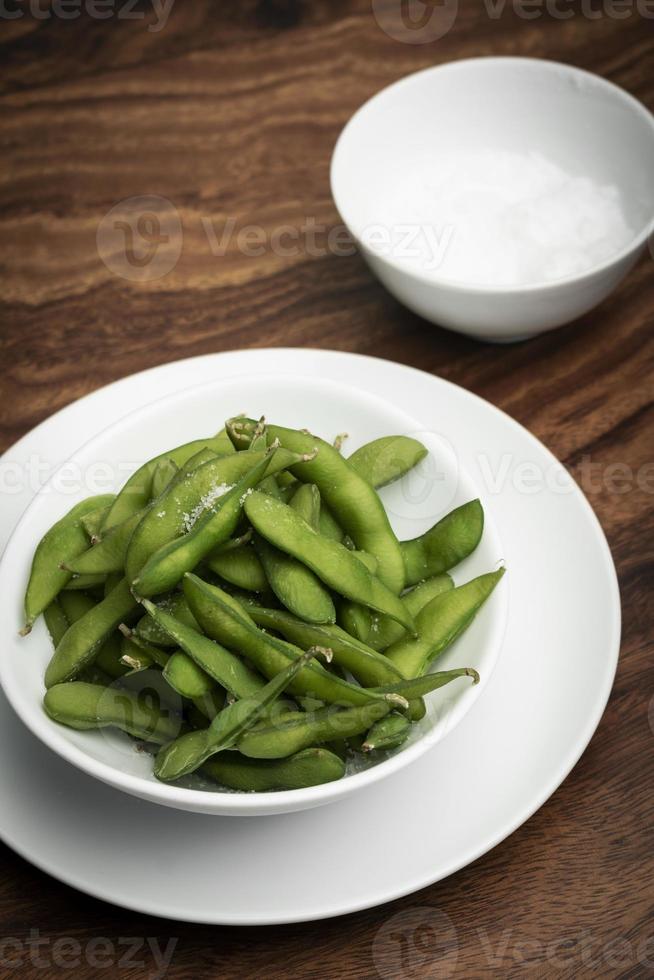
[330,55,654,296]
[0,373,508,815]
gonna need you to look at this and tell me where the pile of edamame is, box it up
[22,418,504,792]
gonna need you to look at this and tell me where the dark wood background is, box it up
[1,2,653,977]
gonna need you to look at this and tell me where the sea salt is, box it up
[182,483,233,533]
[373,149,634,287]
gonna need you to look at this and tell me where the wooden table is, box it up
[1,3,652,977]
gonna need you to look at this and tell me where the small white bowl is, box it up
[331,57,654,342]
[0,375,506,816]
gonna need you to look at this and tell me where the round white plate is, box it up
[0,349,620,924]
[0,374,506,816]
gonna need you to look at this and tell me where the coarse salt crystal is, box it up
[372,149,634,287]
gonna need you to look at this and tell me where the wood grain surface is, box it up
[1,2,653,977]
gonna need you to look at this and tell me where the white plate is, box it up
[0,349,620,924]
[0,374,506,815]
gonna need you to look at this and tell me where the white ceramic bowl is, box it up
[0,375,506,816]
[331,57,654,342]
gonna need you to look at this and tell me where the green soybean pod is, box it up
[58,590,95,622]
[102,432,233,531]
[119,634,158,672]
[62,573,108,591]
[348,436,428,489]
[252,479,336,623]
[154,648,324,781]
[288,483,321,528]
[244,492,415,634]
[163,651,217,700]
[366,573,454,652]
[369,667,480,701]
[402,499,484,587]
[132,593,199,647]
[44,682,182,744]
[132,448,305,598]
[63,509,144,576]
[43,599,70,648]
[183,574,407,710]
[361,713,411,752]
[254,534,336,625]
[44,578,139,688]
[202,747,345,791]
[318,505,345,543]
[94,632,130,679]
[386,569,505,678]
[22,494,116,634]
[245,605,405,689]
[150,458,179,499]
[80,502,115,541]
[238,700,393,759]
[227,419,405,593]
[141,599,266,699]
[206,544,268,592]
[124,447,254,583]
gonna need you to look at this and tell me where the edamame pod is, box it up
[22,494,116,633]
[80,502,115,541]
[63,509,144,576]
[254,534,336,624]
[289,483,321,528]
[125,447,279,583]
[154,648,324,781]
[94,633,129,679]
[44,681,182,744]
[132,593,199,647]
[132,447,304,598]
[163,651,217,700]
[238,700,393,759]
[386,569,505,678]
[362,713,411,752]
[366,573,454,652]
[62,573,108,591]
[402,499,484,586]
[43,599,69,647]
[206,543,268,592]
[183,574,407,709]
[141,599,266,699]
[202,747,345,791]
[370,667,480,701]
[348,436,428,489]
[246,605,405,689]
[45,578,139,688]
[244,492,415,633]
[102,432,233,530]
[150,457,178,498]
[228,420,406,593]
[239,668,478,759]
